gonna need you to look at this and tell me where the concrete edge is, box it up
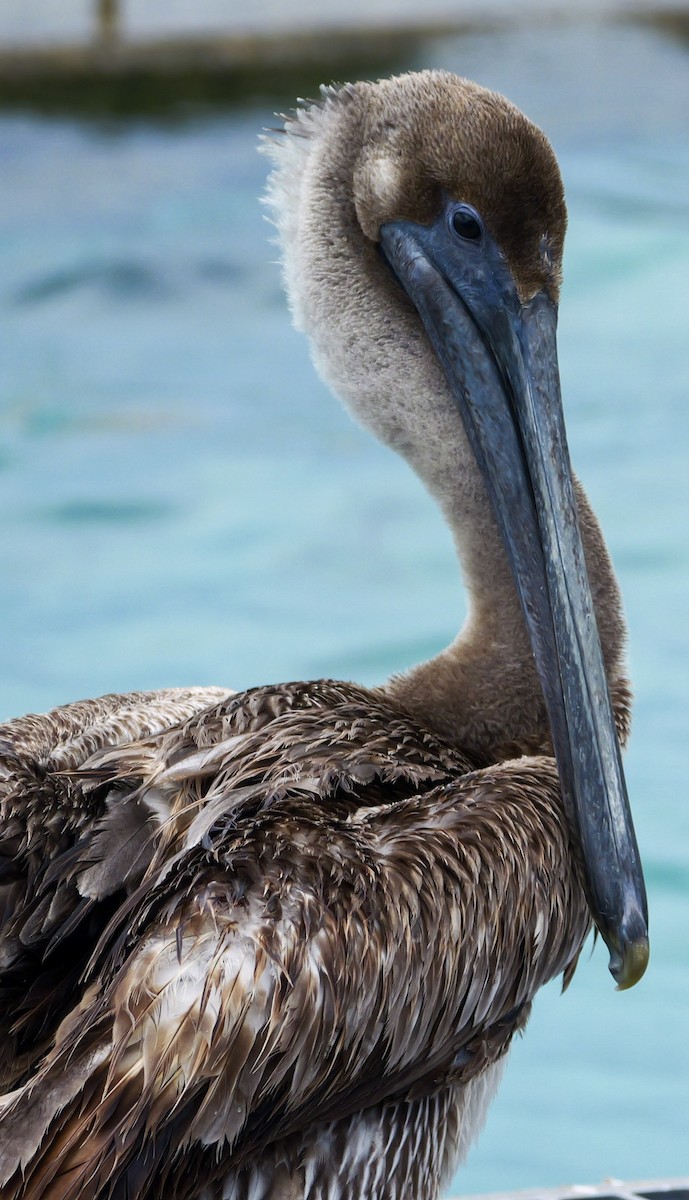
[446,1179,689,1200]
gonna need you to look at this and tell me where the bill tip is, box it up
[610,934,650,990]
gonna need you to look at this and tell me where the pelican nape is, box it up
[0,71,648,1200]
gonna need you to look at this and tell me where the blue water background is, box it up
[1,19,687,1193]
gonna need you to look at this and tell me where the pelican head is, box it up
[264,70,648,988]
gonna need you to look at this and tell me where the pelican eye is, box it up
[449,205,483,243]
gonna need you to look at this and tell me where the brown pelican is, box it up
[0,70,648,1200]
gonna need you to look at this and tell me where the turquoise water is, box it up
[1,18,688,1193]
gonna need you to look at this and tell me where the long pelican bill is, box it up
[380,204,649,989]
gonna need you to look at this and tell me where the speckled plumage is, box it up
[0,70,630,1200]
[0,682,588,1200]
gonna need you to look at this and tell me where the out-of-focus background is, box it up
[1,1,688,1194]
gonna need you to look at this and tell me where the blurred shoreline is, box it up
[2,0,689,114]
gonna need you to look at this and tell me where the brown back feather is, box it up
[0,681,587,1200]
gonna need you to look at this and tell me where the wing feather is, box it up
[0,682,588,1199]
[0,751,587,1200]
[0,687,232,1086]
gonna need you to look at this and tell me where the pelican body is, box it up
[0,71,647,1200]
